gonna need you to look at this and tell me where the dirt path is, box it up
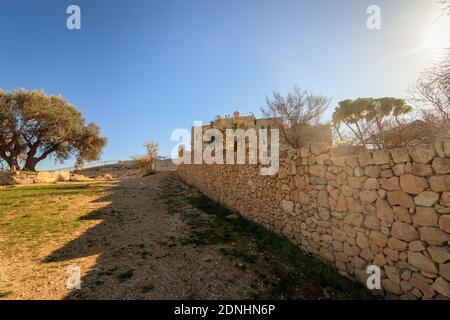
[1,173,262,299]
[60,172,264,299]
[1,172,374,300]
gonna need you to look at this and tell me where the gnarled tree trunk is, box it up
[22,158,38,171]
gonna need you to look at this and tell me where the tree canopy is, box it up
[332,97,413,148]
[0,89,107,171]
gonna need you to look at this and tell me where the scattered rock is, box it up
[35,171,70,183]
[70,174,93,182]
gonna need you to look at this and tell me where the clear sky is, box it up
[0,0,449,170]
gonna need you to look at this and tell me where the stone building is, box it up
[190,111,331,154]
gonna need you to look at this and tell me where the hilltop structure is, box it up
[190,111,331,153]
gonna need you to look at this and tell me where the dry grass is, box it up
[0,173,375,300]
[0,174,262,300]
[0,183,115,299]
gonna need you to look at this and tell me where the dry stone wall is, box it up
[0,171,13,185]
[178,141,450,299]
[0,171,71,185]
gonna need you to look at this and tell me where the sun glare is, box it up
[425,21,450,59]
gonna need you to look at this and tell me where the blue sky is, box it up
[0,0,449,169]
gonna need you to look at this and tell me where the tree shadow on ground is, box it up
[44,176,164,299]
[43,172,260,299]
[43,172,377,300]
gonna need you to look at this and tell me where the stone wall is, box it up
[0,171,71,185]
[154,159,177,172]
[178,141,450,299]
[0,171,13,185]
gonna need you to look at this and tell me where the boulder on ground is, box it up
[35,171,70,183]
[96,173,113,181]
[70,174,93,182]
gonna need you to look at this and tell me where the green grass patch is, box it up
[0,183,114,253]
[0,291,13,298]
[117,269,134,282]
[179,191,376,300]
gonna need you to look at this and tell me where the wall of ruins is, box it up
[178,141,450,299]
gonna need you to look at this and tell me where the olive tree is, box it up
[0,89,107,171]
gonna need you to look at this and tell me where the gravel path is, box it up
[62,172,262,299]
[0,172,254,299]
[1,171,373,300]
